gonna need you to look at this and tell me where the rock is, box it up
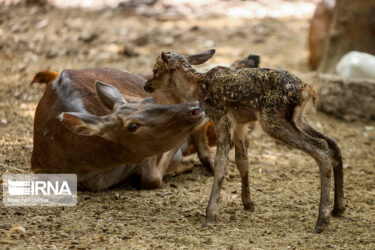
[163,37,174,45]
[114,193,120,200]
[202,238,212,245]
[317,74,375,121]
[364,126,374,131]
[190,25,199,31]
[133,35,149,46]
[79,31,98,43]
[46,48,58,59]
[17,63,26,72]
[121,45,139,57]
[10,226,26,234]
[36,19,48,29]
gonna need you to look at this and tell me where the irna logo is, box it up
[8,180,72,196]
[3,174,77,206]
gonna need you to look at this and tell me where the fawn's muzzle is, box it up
[144,81,154,93]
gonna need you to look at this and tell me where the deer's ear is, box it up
[59,112,119,141]
[186,49,215,65]
[95,81,127,110]
[161,51,169,65]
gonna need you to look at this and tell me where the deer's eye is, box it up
[128,123,139,132]
[153,69,158,75]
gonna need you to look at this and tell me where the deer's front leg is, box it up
[191,125,215,172]
[140,146,180,189]
[205,116,232,224]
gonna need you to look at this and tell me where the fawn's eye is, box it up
[153,69,158,75]
[128,123,139,132]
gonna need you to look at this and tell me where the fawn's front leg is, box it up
[205,116,232,224]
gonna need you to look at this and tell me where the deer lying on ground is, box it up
[31,68,206,190]
[144,49,345,233]
[31,70,217,173]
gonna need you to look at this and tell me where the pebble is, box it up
[114,193,120,200]
[121,45,139,57]
[10,226,26,234]
[163,37,174,45]
[364,126,373,131]
[79,31,98,43]
[36,19,48,29]
[133,35,149,46]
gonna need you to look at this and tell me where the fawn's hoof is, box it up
[313,218,330,234]
[244,201,255,212]
[331,207,346,217]
[204,215,216,226]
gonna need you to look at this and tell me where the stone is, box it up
[317,74,375,121]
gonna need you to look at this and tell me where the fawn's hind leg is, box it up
[260,114,332,233]
[300,120,345,217]
[233,124,254,211]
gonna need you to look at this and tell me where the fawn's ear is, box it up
[59,112,119,141]
[95,81,127,110]
[161,51,169,65]
[186,49,215,65]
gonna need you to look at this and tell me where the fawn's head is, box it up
[144,49,215,101]
[59,81,205,157]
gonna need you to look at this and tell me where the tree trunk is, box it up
[319,0,375,73]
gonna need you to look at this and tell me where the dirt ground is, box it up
[1,2,375,249]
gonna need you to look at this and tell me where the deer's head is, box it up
[59,81,205,157]
[144,49,215,101]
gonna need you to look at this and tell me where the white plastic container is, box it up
[336,51,375,79]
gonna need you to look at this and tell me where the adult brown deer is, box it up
[31,69,217,173]
[31,68,206,190]
[144,49,345,233]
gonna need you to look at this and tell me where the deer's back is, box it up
[202,67,306,111]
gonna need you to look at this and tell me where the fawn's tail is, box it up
[300,84,317,106]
